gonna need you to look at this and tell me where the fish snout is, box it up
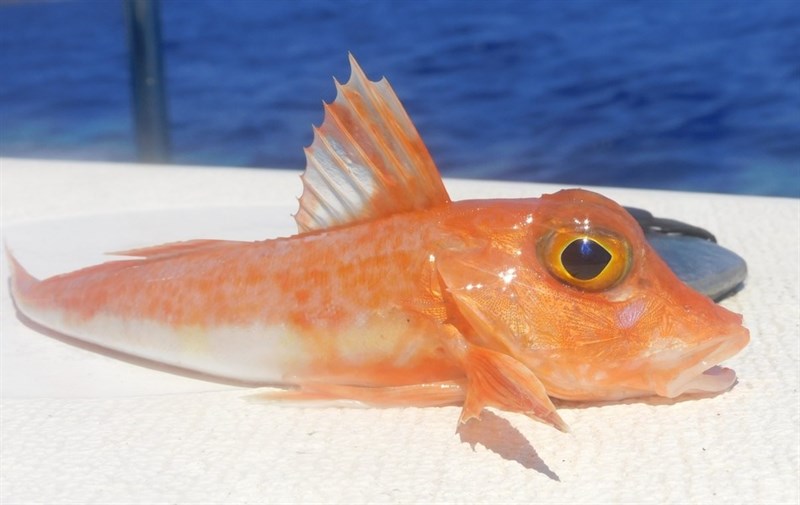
[654,325,750,398]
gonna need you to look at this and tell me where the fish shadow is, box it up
[454,382,741,479]
[458,410,560,480]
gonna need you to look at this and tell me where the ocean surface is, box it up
[1,0,798,196]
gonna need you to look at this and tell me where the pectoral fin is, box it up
[460,343,568,432]
[436,249,567,431]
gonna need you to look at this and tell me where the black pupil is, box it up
[561,238,612,280]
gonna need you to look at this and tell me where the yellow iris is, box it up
[540,231,631,291]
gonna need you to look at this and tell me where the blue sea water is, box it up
[1,0,798,196]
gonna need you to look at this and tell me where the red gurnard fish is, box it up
[8,56,749,431]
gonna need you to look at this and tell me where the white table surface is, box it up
[1,157,798,504]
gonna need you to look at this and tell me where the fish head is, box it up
[438,189,749,401]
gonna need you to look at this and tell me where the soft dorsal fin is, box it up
[295,54,450,233]
[109,239,244,259]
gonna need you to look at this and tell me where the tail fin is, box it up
[5,245,39,300]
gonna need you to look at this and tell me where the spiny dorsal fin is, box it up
[295,54,450,233]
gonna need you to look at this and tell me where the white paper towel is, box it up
[2,158,798,504]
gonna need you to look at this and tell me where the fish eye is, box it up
[561,239,611,280]
[540,231,631,291]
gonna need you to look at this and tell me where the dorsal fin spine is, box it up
[299,166,347,223]
[295,55,451,233]
[334,82,407,196]
[342,69,416,197]
[304,132,361,220]
[364,82,422,193]
[318,102,380,203]
[294,203,326,231]
[373,78,447,198]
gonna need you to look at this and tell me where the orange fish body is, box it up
[8,56,749,431]
[11,206,468,386]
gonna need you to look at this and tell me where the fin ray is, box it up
[313,120,374,204]
[461,344,569,432]
[296,54,450,233]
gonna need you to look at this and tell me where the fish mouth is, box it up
[656,329,750,398]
